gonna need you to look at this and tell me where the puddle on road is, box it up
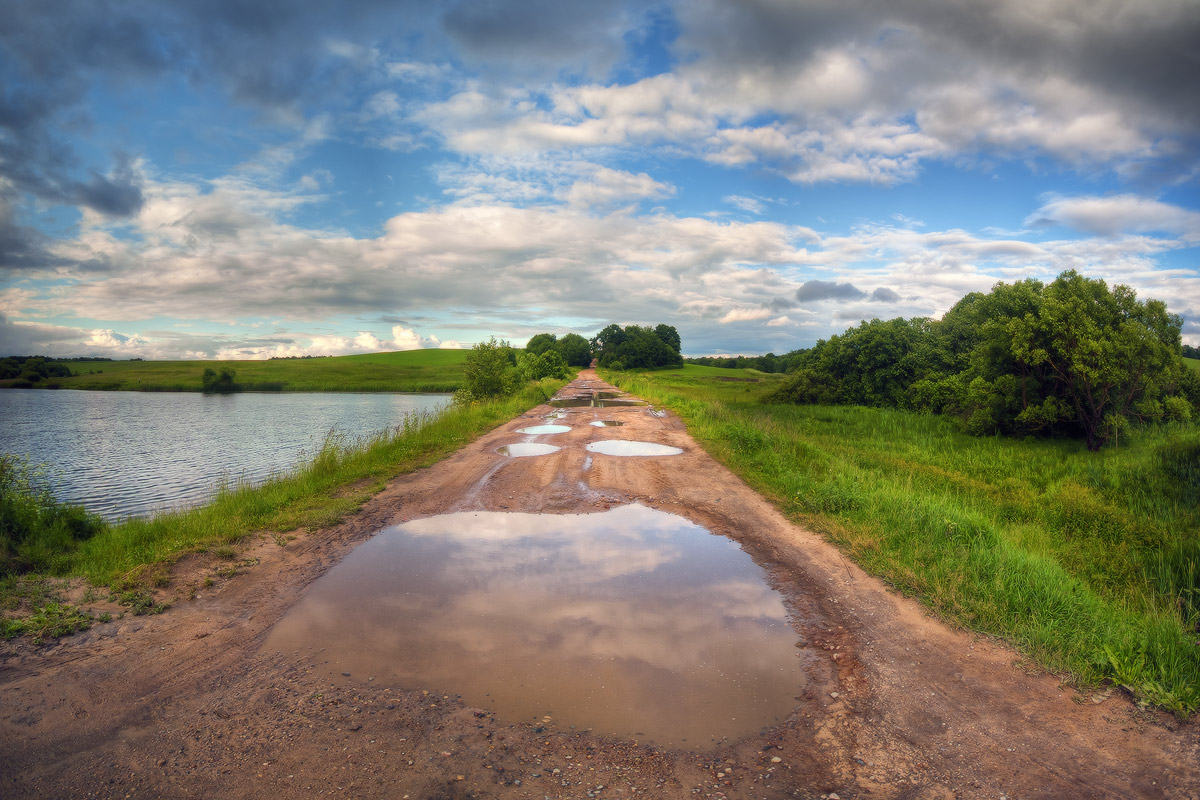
[497,443,560,457]
[516,424,571,435]
[549,398,648,408]
[263,504,805,748]
[586,440,683,457]
[590,420,625,427]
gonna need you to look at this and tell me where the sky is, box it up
[2,0,1199,360]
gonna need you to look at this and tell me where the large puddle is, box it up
[263,505,804,747]
[549,398,648,408]
[586,440,684,457]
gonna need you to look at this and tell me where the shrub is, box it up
[0,456,106,574]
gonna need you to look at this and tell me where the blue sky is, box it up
[2,0,1198,359]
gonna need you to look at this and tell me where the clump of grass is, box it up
[0,455,107,575]
[607,367,1200,716]
[2,602,94,643]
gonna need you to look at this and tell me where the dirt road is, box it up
[2,371,1197,799]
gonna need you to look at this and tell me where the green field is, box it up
[14,349,470,392]
[1186,356,1200,372]
[606,365,1200,715]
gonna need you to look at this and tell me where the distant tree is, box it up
[525,333,558,356]
[201,367,237,393]
[554,333,592,367]
[591,324,627,361]
[1183,343,1200,360]
[594,323,683,369]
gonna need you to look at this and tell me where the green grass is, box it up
[1185,356,1200,372]
[11,349,470,393]
[605,365,1200,715]
[1,376,569,634]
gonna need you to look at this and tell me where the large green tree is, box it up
[555,333,593,367]
[771,271,1192,449]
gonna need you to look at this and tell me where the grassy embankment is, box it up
[605,365,1200,715]
[2,375,570,640]
[9,349,469,392]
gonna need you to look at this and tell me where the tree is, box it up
[525,333,557,356]
[201,367,237,393]
[457,337,519,402]
[594,323,683,369]
[591,324,627,361]
[770,271,1192,450]
[554,333,592,367]
[654,324,681,354]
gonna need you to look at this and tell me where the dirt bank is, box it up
[2,371,1197,799]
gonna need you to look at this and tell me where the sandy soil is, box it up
[2,370,1197,799]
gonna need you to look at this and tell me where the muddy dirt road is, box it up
[2,371,1197,799]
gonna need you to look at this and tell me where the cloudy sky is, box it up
[2,0,1198,359]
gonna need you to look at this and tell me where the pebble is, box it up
[770,757,782,764]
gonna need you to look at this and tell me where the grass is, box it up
[1185,356,1200,372]
[7,349,470,393]
[1,376,569,636]
[605,365,1200,716]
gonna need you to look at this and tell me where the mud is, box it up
[1,370,1197,799]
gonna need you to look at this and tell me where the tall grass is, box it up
[607,366,1200,715]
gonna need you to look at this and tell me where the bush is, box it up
[0,456,106,574]
[455,337,520,403]
[201,367,237,393]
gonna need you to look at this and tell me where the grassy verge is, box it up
[5,349,469,392]
[606,366,1200,715]
[2,377,568,636]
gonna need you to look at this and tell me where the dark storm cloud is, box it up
[0,0,428,219]
[676,0,1200,131]
[442,0,643,78]
[795,280,866,303]
[0,196,63,271]
[871,287,901,302]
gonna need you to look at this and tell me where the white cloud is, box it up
[718,308,772,324]
[766,316,791,327]
[1028,195,1200,242]
[354,331,385,350]
[724,195,765,215]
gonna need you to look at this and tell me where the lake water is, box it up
[0,389,451,520]
[263,504,805,747]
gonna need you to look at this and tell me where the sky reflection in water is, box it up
[264,504,803,747]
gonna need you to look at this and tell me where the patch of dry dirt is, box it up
[1,371,1197,799]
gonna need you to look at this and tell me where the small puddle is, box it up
[263,505,805,747]
[516,424,571,435]
[590,420,625,427]
[497,443,560,457]
[586,440,683,457]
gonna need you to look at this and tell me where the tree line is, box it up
[456,323,683,402]
[770,270,1197,450]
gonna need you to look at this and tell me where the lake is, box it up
[0,390,451,520]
